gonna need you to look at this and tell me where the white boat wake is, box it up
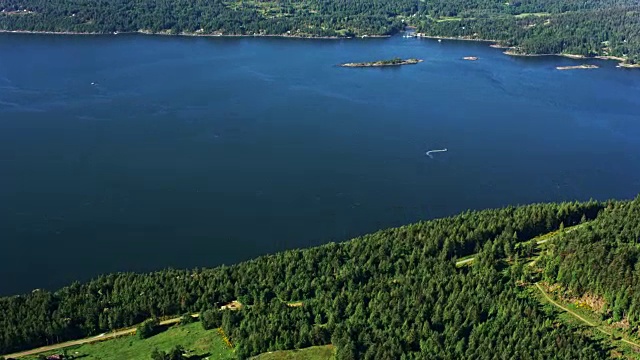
[426,148,447,158]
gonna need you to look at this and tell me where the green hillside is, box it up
[20,322,234,360]
[3,197,640,359]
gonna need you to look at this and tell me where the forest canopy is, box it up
[0,0,639,61]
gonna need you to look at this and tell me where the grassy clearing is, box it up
[435,16,464,22]
[517,228,560,248]
[251,345,335,360]
[515,222,589,251]
[457,223,587,268]
[225,0,310,17]
[514,12,550,18]
[22,322,234,360]
[455,254,475,262]
[276,296,308,307]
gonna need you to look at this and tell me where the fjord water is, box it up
[1,34,639,295]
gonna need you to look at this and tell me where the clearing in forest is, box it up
[20,322,234,360]
[251,345,335,360]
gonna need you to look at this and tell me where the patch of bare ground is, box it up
[543,283,633,331]
[568,292,607,313]
[220,300,243,310]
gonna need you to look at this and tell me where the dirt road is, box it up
[534,283,640,349]
[2,315,198,358]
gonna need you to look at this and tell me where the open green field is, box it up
[22,322,234,360]
[251,345,335,360]
[16,320,334,360]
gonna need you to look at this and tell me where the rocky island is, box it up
[556,64,599,70]
[341,58,423,67]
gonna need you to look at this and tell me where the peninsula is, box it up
[341,58,423,67]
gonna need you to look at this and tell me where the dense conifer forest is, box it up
[6,198,638,359]
[0,0,639,61]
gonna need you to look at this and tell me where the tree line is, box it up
[0,0,639,60]
[417,5,640,62]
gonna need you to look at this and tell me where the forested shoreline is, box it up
[0,0,639,62]
[4,198,633,359]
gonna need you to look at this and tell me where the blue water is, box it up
[1,34,639,295]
